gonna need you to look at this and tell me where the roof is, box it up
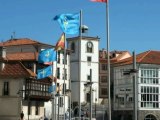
[0,52,38,61]
[114,50,160,66]
[67,36,100,41]
[99,50,131,64]
[0,38,52,47]
[0,62,36,78]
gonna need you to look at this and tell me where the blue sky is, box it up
[0,0,160,54]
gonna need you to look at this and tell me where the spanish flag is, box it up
[91,0,107,2]
[55,33,65,51]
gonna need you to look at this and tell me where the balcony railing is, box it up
[25,78,51,101]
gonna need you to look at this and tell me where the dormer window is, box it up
[86,42,93,53]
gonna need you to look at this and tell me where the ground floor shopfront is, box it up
[113,110,160,120]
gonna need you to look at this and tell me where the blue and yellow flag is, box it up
[48,84,56,93]
[38,48,57,64]
[37,66,52,79]
[54,13,80,35]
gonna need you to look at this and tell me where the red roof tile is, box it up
[99,51,131,64]
[114,50,160,66]
[0,62,36,78]
[6,52,38,61]
[0,38,50,47]
[0,52,38,61]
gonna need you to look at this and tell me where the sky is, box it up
[1,0,160,54]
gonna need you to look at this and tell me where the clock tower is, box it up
[67,36,99,108]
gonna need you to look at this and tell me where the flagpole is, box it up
[55,55,58,120]
[63,33,66,120]
[52,61,55,120]
[79,9,82,120]
[106,1,111,120]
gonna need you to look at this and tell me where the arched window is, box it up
[71,42,75,53]
[86,42,93,53]
[144,114,157,120]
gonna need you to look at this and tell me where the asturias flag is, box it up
[48,84,56,93]
[37,65,52,79]
[55,33,65,51]
[38,48,57,64]
[91,0,107,2]
[54,13,80,35]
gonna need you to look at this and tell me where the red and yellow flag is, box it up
[55,33,65,51]
[91,0,107,2]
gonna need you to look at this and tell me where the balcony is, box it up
[24,78,51,101]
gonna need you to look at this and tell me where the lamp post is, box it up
[55,93,60,120]
[84,69,93,120]
[65,89,71,120]
[95,98,97,119]
[84,81,93,120]
[27,90,30,120]
[17,90,23,119]
[89,69,92,120]
[133,51,137,120]
[123,51,137,120]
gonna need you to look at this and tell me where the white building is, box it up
[52,50,70,118]
[0,38,53,120]
[113,50,160,120]
[67,36,99,110]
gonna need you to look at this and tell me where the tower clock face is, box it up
[87,42,92,48]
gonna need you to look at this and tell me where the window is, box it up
[57,68,60,79]
[101,64,107,71]
[144,114,157,120]
[59,97,63,107]
[86,93,90,102]
[87,56,91,62]
[3,82,9,96]
[57,83,60,94]
[87,56,92,66]
[63,68,67,80]
[101,88,107,96]
[140,86,159,108]
[57,51,60,63]
[128,97,133,102]
[87,75,91,81]
[101,76,107,83]
[71,42,75,53]
[86,42,93,53]
[119,97,124,105]
[140,68,159,84]
[63,57,67,64]
[62,83,66,94]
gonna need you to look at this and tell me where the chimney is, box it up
[0,47,6,71]
[102,48,107,59]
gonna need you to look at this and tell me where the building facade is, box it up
[113,50,160,120]
[49,50,70,119]
[67,36,99,110]
[99,49,131,104]
[0,38,54,120]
